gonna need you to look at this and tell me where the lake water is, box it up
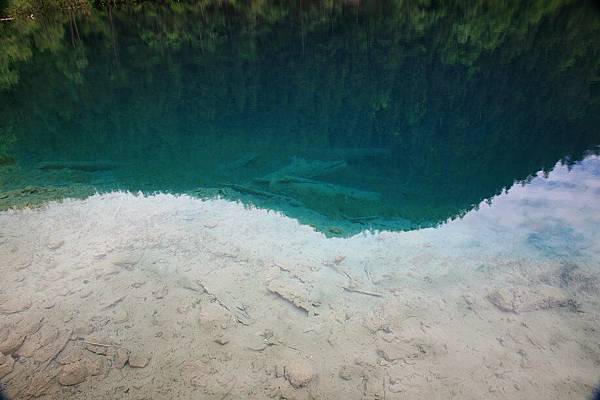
[0,1,600,399]
[1,0,598,235]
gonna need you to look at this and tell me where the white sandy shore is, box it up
[1,159,599,399]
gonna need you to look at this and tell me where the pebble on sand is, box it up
[338,366,352,381]
[112,348,130,369]
[284,359,318,388]
[128,350,151,368]
[0,331,26,355]
[58,362,88,386]
[47,239,65,250]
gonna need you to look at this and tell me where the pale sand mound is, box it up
[0,192,599,399]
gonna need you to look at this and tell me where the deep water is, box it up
[0,0,599,235]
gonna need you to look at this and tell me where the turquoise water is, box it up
[0,0,599,235]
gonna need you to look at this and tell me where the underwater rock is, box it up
[58,362,87,386]
[267,279,313,316]
[128,350,151,368]
[334,256,346,265]
[338,366,353,381]
[112,348,130,369]
[487,285,574,313]
[47,239,65,250]
[284,359,317,388]
[0,330,25,355]
[58,361,88,386]
[214,335,230,345]
[110,309,129,324]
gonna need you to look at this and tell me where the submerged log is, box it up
[220,183,277,198]
[270,176,382,203]
[259,158,347,184]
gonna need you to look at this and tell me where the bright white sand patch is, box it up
[0,158,599,399]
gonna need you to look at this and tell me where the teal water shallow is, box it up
[0,0,599,235]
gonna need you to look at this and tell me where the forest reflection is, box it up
[0,0,599,234]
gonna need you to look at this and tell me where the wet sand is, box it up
[1,160,600,399]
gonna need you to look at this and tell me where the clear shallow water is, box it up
[0,0,599,235]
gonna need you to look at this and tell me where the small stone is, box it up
[152,285,168,299]
[334,256,346,265]
[0,331,25,354]
[0,354,15,378]
[284,359,317,388]
[111,309,129,324]
[214,336,230,345]
[463,294,476,306]
[58,362,87,386]
[338,366,352,381]
[128,350,150,368]
[47,240,65,250]
[113,348,130,369]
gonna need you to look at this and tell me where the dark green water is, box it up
[0,0,599,235]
